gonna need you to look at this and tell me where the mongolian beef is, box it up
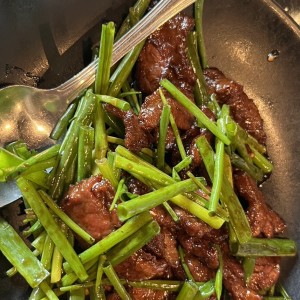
[0,1,296,300]
[59,13,291,300]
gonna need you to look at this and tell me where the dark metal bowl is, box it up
[0,0,299,299]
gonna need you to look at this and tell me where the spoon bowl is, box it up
[0,0,195,149]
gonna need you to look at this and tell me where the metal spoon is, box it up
[0,0,195,206]
[0,0,195,149]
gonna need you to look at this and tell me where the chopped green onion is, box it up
[231,238,297,257]
[77,125,94,181]
[63,212,153,273]
[17,177,88,282]
[176,281,199,300]
[161,79,230,145]
[157,104,171,170]
[0,216,49,288]
[117,178,199,221]
[103,263,131,300]
[39,190,95,244]
[96,95,130,111]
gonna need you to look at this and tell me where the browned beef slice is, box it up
[136,13,196,95]
[104,104,152,152]
[129,288,176,300]
[145,227,185,279]
[150,205,178,235]
[234,170,286,238]
[114,249,171,281]
[153,125,177,151]
[139,89,195,132]
[60,175,121,244]
[223,253,262,300]
[204,67,266,144]
[178,234,219,269]
[108,288,176,300]
[126,176,152,195]
[185,253,216,282]
[173,205,215,238]
[248,257,280,292]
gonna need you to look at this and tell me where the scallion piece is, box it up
[117,178,199,221]
[231,238,297,257]
[195,0,208,69]
[94,99,108,160]
[39,190,95,245]
[161,79,230,145]
[39,281,59,300]
[77,125,94,182]
[176,281,199,300]
[157,104,171,170]
[0,216,49,288]
[95,22,115,95]
[103,263,131,300]
[50,101,78,140]
[108,41,145,97]
[95,255,107,297]
[159,88,187,159]
[17,177,88,282]
[196,135,252,243]
[209,128,224,215]
[95,158,118,189]
[96,95,130,111]
[41,233,54,271]
[107,220,160,266]
[63,212,153,273]
[187,31,209,106]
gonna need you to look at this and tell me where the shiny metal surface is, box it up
[0,0,195,149]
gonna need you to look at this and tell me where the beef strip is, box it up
[114,249,172,281]
[126,176,152,195]
[138,89,195,132]
[248,257,281,292]
[204,67,266,145]
[136,13,196,95]
[178,234,219,269]
[185,253,216,282]
[173,205,215,238]
[60,175,121,246]
[222,251,262,300]
[104,104,152,152]
[144,227,185,279]
[107,288,176,300]
[150,205,178,235]
[234,170,286,238]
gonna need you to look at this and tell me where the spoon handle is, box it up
[56,0,195,101]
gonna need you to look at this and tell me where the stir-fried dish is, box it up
[0,1,296,299]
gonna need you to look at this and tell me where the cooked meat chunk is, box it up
[150,205,178,235]
[126,176,151,195]
[173,206,215,238]
[185,253,215,282]
[114,249,171,281]
[136,13,196,95]
[178,234,219,269]
[104,104,152,152]
[139,89,195,132]
[108,288,175,300]
[234,170,286,238]
[204,67,266,144]
[248,257,280,292]
[60,175,120,245]
[145,227,185,279]
[129,288,175,300]
[223,252,262,300]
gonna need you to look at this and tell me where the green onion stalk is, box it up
[17,177,88,282]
